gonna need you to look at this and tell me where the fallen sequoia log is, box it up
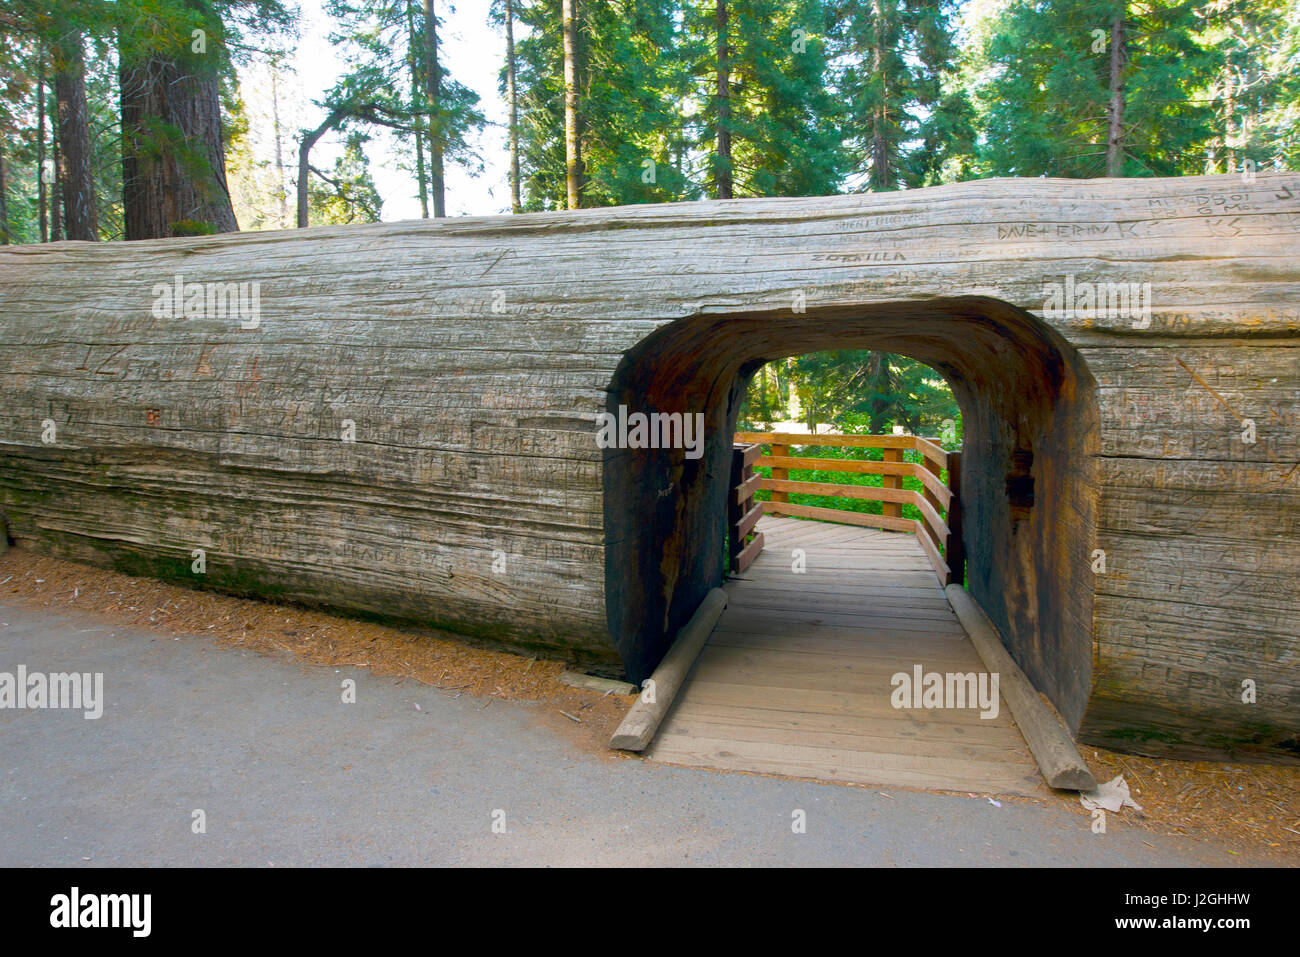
[1,173,1297,762]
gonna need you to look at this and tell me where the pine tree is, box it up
[972,0,1223,177]
[51,15,97,239]
[4,1,104,239]
[691,0,844,198]
[760,351,957,435]
[490,0,524,212]
[514,0,692,210]
[1200,0,1300,175]
[0,22,38,243]
[307,130,384,224]
[829,0,969,190]
[326,0,483,217]
[561,0,583,206]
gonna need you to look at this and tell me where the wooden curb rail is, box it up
[946,584,1097,791]
[609,588,729,751]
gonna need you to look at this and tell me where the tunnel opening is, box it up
[731,348,963,550]
[603,296,1101,731]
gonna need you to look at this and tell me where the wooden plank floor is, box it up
[647,516,1045,796]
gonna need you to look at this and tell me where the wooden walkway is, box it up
[647,516,1045,796]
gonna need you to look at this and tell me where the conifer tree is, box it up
[692,0,844,198]
[972,0,1222,177]
[829,0,970,190]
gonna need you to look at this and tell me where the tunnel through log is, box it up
[604,296,1101,731]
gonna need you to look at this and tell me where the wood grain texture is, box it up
[1,173,1297,759]
[649,517,1044,795]
[609,587,728,751]
[947,583,1096,790]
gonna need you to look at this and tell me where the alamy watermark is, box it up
[891,665,1000,719]
[0,666,103,719]
[1042,274,1152,328]
[595,405,705,460]
[151,274,261,329]
[50,887,150,937]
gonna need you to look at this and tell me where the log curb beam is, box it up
[945,583,1097,791]
[609,588,728,751]
[558,671,638,696]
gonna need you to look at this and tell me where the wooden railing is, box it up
[734,432,964,585]
[728,442,766,573]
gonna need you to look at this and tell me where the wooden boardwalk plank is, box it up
[707,632,975,661]
[650,734,1042,796]
[657,720,1029,765]
[647,516,1044,795]
[700,640,986,672]
[664,701,1032,749]
[719,610,967,636]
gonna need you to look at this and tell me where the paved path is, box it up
[0,602,1257,866]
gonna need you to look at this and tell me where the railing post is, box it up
[946,449,965,586]
[728,445,744,565]
[770,442,789,508]
[919,441,945,551]
[882,446,903,518]
[730,443,765,573]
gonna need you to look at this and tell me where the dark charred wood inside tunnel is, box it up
[603,296,1101,731]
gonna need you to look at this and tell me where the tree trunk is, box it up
[505,0,522,214]
[270,57,289,228]
[296,103,407,226]
[424,0,445,217]
[1223,68,1237,174]
[714,0,732,199]
[407,3,430,218]
[50,117,61,242]
[867,353,893,433]
[562,0,583,208]
[1105,12,1127,177]
[297,110,343,228]
[869,0,890,191]
[3,174,1299,763]
[120,49,239,239]
[0,142,9,244]
[53,29,97,240]
[37,59,48,244]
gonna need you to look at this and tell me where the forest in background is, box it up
[738,352,960,439]
[0,0,1296,241]
[0,0,1296,432]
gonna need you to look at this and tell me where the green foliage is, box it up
[514,0,695,209]
[170,218,219,235]
[829,0,972,189]
[1202,0,1300,173]
[581,0,696,203]
[513,0,845,207]
[307,131,383,224]
[690,0,846,197]
[325,0,485,208]
[971,0,1225,177]
[739,351,959,438]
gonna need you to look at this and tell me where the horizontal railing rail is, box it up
[733,432,963,585]
[728,442,766,573]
